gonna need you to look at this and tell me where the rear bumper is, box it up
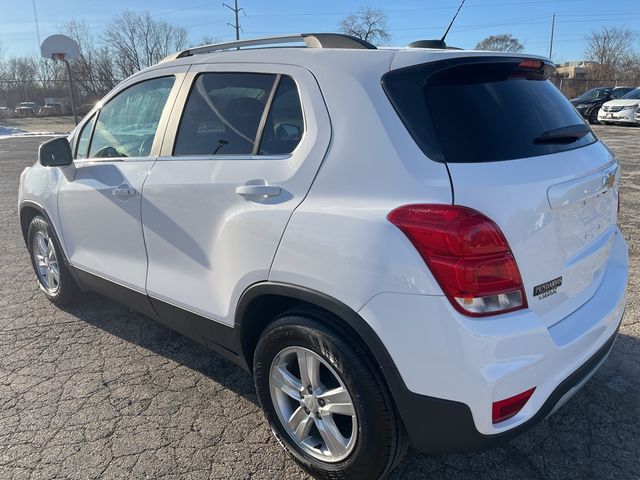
[359,230,627,453]
[392,326,618,452]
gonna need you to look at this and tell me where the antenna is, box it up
[441,0,467,43]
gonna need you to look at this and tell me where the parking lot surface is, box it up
[0,125,638,479]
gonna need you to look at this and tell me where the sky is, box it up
[0,0,639,64]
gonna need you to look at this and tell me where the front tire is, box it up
[588,109,599,124]
[253,311,408,480]
[27,216,81,306]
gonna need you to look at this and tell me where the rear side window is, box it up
[383,58,597,163]
[174,73,276,156]
[259,76,304,154]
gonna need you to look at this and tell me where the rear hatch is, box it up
[383,55,619,326]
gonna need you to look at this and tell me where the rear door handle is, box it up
[236,184,281,198]
[112,184,137,197]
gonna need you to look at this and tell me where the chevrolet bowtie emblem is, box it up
[602,172,615,190]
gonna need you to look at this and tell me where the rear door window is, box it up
[174,73,276,156]
[383,58,597,163]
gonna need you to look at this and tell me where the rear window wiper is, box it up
[533,125,591,145]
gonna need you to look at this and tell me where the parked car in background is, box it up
[15,102,37,116]
[0,107,10,119]
[81,103,96,115]
[38,102,65,116]
[571,86,634,124]
[598,87,640,125]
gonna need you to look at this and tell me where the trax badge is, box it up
[533,277,562,299]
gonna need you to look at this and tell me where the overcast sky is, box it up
[1,0,639,63]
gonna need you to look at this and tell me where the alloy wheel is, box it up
[32,231,60,294]
[269,346,358,462]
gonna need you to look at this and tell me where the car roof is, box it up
[141,45,547,79]
[136,33,548,79]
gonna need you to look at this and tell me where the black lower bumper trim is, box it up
[394,328,619,453]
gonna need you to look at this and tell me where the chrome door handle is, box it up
[112,184,137,197]
[236,184,281,198]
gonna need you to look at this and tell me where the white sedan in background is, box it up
[598,87,640,125]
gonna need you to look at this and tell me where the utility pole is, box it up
[223,1,244,41]
[549,13,556,59]
[32,0,41,51]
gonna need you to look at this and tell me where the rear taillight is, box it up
[492,387,536,424]
[387,204,527,317]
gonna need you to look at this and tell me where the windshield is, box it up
[621,88,640,100]
[577,88,610,100]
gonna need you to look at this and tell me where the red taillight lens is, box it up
[492,387,536,424]
[387,204,527,317]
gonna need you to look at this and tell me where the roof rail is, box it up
[160,33,376,63]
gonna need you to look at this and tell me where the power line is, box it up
[150,1,213,18]
[244,0,586,18]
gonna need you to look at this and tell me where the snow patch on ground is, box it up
[0,124,70,139]
[0,125,27,136]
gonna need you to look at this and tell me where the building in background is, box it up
[556,61,600,80]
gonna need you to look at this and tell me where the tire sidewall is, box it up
[254,314,398,480]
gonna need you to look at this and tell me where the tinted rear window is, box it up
[383,58,597,163]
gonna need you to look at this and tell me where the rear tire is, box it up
[27,216,81,306]
[253,310,408,480]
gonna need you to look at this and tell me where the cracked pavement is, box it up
[0,125,638,479]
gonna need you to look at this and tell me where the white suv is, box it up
[18,34,627,480]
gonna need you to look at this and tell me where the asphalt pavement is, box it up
[0,126,638,479]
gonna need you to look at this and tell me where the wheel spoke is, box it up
[49,264,60,286]
[297,349,321,390]
[318,386,355,416]
[43,268,52,289]
[288,406,314,441]
[36,254,47,267]
[47,242,55,260]
[316,416,348,458]
[36,235,48,257]
[271,364,303,400]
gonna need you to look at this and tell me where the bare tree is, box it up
[194,36,220,47]
[0,56,40,104]
[585,27,636,81]
[62,19,118,99]
[475,34,524,52]
[103,10,188,78]
[339,7,390,45]
[617,52,640,85]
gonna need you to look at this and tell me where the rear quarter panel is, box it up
[269,53,452,310]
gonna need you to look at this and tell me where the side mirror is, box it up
[39,137,73,167]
